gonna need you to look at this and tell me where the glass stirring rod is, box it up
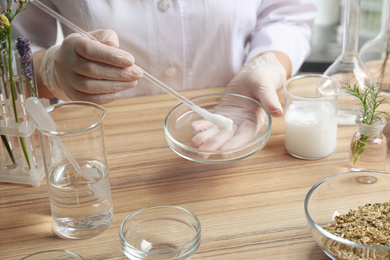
[29,0,233,131]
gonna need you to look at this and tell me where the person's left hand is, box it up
[225,51,287,117]
[191,52,287,156]
[190,96,269,159]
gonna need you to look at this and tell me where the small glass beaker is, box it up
[284,74,340,160]
[36,101,113,239]
[119,205,201,260]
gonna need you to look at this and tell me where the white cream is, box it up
[194,107,233,131]
[284,100,337,159]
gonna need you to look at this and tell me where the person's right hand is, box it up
[39,29,143,104]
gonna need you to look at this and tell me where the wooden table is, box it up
[1,87,389,260]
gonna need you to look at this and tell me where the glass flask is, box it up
[349,116,387,172]
[359,0,390,93]
[324,0,374,125]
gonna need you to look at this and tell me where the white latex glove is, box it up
[40,29,143,104]
[225,52,286,117]
[191,52,286,155]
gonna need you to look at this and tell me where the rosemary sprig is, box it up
[345,82,389,165]
[350,134,369,165]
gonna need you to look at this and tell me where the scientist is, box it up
[10,0,317,150]
[12,0,316,115]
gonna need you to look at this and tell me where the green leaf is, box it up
[1,135,16,166]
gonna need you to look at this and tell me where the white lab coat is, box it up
[12,0,317,97]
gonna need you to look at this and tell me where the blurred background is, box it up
[300,0,383,73]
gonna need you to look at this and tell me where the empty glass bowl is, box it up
[21,250,83,259]
[305,171,390,259]
[164,93,272,163]
[119,205,201,260]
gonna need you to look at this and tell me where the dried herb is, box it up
[322,201,390,260]
[323,201,390,247]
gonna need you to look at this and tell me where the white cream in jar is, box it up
[284,100,337,159]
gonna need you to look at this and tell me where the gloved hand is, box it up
[40,29,143,104]
[191,52,287,155]
[225,51,287,117]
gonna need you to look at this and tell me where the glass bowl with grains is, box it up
[304,171,390,260]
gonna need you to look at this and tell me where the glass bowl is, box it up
[304,171,390,259]
[21,250,83,259]
[119,205,201,260]
[164,93,272,163]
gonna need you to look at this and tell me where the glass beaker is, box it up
[36,101,113,239]
[324,0,374,125]
[359,0,390,93]
[284,74,340,160]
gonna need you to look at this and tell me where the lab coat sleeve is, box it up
[10,1,58,52]
[246,0,317,75]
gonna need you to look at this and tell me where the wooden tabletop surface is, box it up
[1,87,389,260]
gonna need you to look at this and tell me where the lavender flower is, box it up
[16,37,33,81]
[15,36,37,97]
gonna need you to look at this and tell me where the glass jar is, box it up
[349,116,387,172]
[324,0,374,125]
[359,0,390,93]
[284,74,339,160]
